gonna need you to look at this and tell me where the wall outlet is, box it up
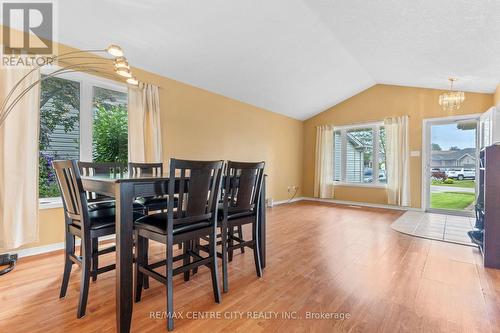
[267,198,274,207]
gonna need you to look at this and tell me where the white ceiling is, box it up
[43,1,500,119]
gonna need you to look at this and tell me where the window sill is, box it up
[39,197,63,210]
[333,182,388,189]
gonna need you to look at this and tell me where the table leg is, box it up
[115,183,134,333]
[259,176,266,269]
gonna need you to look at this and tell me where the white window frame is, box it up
[39,68,127,209]
[333,121,387,188]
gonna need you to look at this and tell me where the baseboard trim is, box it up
[270,197,305,206]
[282,197,423,212]
[12,235,115,259]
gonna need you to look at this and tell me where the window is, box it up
[333,122,386,186]
[39,71,128,199]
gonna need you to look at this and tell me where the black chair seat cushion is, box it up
[134,212,211,235]
[135,196,168,211]
[73,208,144,230]
[88,201,146,212]
[216,207,254,221]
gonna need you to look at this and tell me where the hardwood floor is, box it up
[1,201,499,332]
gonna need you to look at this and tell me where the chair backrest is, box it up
[78,162,125,202]
[168,159,224,227]
[52,160,90,228]
[224,161,265,217]
[128,162,163,177]
[78,161,126,177]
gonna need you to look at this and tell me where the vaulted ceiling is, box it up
[52,1,500,119]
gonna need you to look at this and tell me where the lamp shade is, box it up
[116,67,132,78]
[126,77,139,86]
[106,44,124,57]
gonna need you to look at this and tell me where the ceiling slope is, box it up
[54,0,375,120]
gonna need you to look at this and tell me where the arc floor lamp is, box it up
[0,44,138,274]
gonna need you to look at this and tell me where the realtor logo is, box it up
[2,2,53,54]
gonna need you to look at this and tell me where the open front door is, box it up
[423,116,479,217]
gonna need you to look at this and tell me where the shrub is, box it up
[39,152,60,197]
[431,171,447,180]
[444,178,454,184]
[92,103,128,163]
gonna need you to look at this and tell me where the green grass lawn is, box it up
[431,191,475,210]
[431,179,475,188]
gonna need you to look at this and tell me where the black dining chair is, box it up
[129,162,169,213]
[220,161,265,293]
[134,159,224,331]
[78,161,146,280]
[53,160,144,318]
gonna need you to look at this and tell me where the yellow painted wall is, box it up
[495,84,500,107]
[302,84,493,208]
[1,31,303,251]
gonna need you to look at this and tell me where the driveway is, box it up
[430,185,475,193]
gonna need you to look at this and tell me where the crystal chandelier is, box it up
[439,78,465,111]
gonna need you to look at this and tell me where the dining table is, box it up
[81,173,267,333]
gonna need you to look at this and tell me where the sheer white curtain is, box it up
[384,115,410,206]
[0,68,40,249]
[314,125,334,199]
[128,83,162,163]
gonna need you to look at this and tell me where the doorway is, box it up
[423,115,479,217]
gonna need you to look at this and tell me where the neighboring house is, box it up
[431,148,476,168]
[334,132,365,182]
[40,105,80,161]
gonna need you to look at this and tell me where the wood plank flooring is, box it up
[1,201,499,332]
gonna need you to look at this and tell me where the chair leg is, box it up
[183,241,190,282]
[192,239,200,275]
[228,227,234,262]
[135,232,145,303]
[166,234,174,331]
[252,219,263,278]
[60,233,75,298]
[237,225,245,254]
[77,236,92,318]
[209,226,222,303]
[143,238,150,290]
[221,221,229,293]
[91,238,98,282]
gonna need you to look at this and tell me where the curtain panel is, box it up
[0,68,41,249]
[128,83,162,163]
[314,125,334,199]
[384,115,411,206]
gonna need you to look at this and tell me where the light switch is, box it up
[410,150,420,157]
